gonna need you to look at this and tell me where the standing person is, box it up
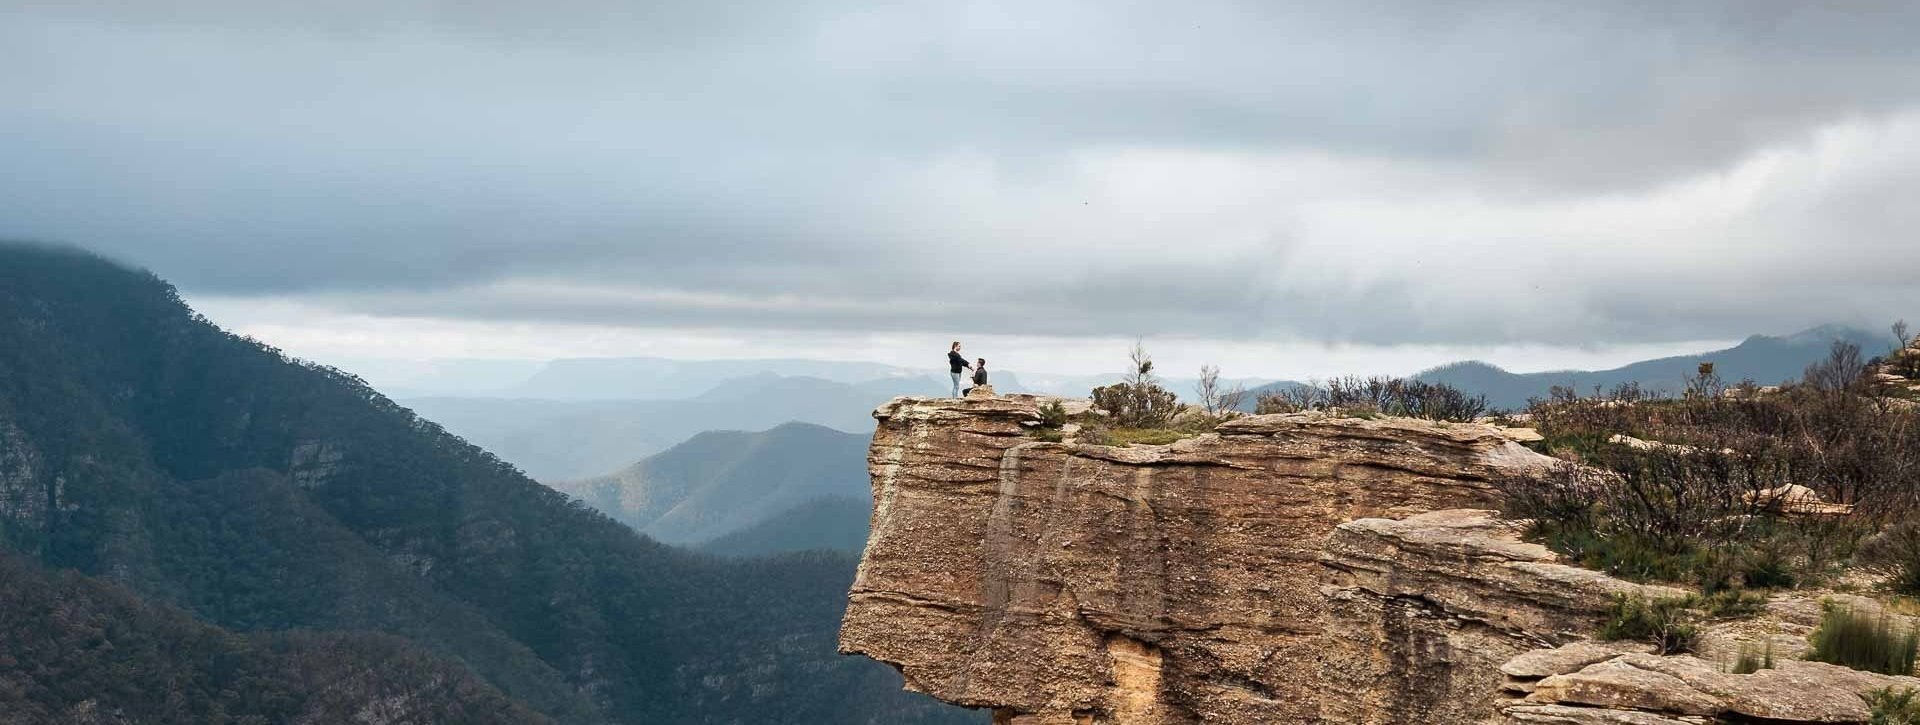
[947,342,972,397]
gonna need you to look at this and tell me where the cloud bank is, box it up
[4,0,1918,354]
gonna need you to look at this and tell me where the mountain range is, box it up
[0,242,979,724]
[551,422,870,547]
[1409,325,1892,410]
[401,374,943,480]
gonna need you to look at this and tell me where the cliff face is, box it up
[1318,509,1687,724]
[838,396,1591,723]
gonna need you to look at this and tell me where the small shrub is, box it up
[1574,533,1699,584]
[1090,342,1181,427]
[1031,428,1063,443]
[1037,400,1069,429]
[1807,605,1919,676]
[1739,538,1799,590]
[1870,688,1920,725]
[1805,340,1867,395]
[1730,639,1775,674]
[1255,384,1324,414]
[1701,588,1769,619]
[1861,522,1920,596]
[1194,364,1248,416]
[1091,382,1181,428]
[1600,595,1698,654]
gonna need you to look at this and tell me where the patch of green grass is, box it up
[1701,588,1769,619]
[1807,605,1919,676]
[1530,524,1703,585]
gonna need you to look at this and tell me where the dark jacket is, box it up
[948,351,969,374]
[972,367,988,385]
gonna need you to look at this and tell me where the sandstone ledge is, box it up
[840,396,1573,723]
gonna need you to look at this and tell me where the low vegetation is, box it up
[1072,343,1241,447]
[1089,341,1184,428]
[1730,639,1775,674]
[1862,521,1920,596]
[1255,375,1487,422]
[1499,339,1920,606]
[1599,594,1698,655]
[1870,688,1920,725]
[1807,605,1919,676]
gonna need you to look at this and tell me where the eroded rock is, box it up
[840,398,1575,723]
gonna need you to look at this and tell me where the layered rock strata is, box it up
[1319,509,1686,724]
[1499,646,1920,723]
[838,396,1565,723]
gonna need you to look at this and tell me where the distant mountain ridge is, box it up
[1412,325,1891,410]
[505,356,917,400]
[402,374,942,480]
[553,423,871,546]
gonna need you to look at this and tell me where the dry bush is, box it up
[1322,375,1487,422]
[1860,522,1920,596]
[1507,340,1920,590]
[1090,342,1182,427]
[1255,383,1325,414]
[1249,376,1485,421]
[1194,364,1248,417]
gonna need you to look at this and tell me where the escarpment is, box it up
[838,395,1916,724]
[839,395,1601,723]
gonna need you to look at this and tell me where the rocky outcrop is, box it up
[838,395,1917,723]
[0,415,45,529]
[1319,509,1686,724]
[839,395,1569,723]
[1869,336,1920,396]
[1501,648,1920,723]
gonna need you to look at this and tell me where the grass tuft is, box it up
[1599,595,1697,655]
[1807,605,1919,676]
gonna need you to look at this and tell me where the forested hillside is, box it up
[0,242,978,724]
[0,552,547,724]
[553,423,869,545]
[699,496,872,557]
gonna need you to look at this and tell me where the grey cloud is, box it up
[2,0,1919,346]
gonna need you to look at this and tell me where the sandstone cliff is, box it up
[840,394,1918,724]
[839,395,1593,722]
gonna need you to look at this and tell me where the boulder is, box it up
[1502,642,1658,680]
[1498,703,1697,724]
[1527,659,1723,715]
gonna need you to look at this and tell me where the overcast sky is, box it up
[5,1,1918,380]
